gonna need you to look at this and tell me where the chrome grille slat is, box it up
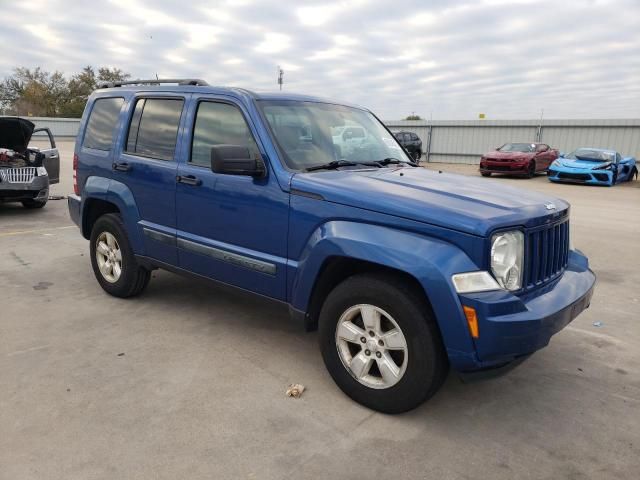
[525,219,569,289]
[0,167,37,184]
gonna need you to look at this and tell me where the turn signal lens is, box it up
[463,306,479,339]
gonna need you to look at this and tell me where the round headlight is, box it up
[490,230,524,291]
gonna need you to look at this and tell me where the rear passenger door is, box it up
[112,94,188,265]
[174,96,289,300]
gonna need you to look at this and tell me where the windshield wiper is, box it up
[305,160,381,172]
[376,157,417,167]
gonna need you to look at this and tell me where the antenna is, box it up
[277,66,284,91]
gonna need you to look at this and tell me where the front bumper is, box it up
[0,175,49,202]
[548,167,613,186]
[480,160,530,174]
[455,250,595,373]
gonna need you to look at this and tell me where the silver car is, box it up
[0,117,59,208]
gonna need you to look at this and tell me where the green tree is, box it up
[0,66,131,117]
[0,67,68,116]
[61,66,130,117]
[405,114,422,120]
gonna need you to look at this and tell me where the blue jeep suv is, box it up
[68,79,596,413]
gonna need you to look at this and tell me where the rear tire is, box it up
[90,213,151,298]
[527,161,536,178]
[319,273,448,413]
[22,198,47,209]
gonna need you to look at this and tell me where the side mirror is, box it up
[211,145,265,177]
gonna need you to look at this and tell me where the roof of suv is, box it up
[95,79,365,110]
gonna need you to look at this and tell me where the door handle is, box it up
[176,175,202,186]
[112,162,131,172]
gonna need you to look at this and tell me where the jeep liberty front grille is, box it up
[524,219,570,289]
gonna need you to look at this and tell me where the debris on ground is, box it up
[48,195,67,200]
[593,321,603,327]
[286,383,305,398]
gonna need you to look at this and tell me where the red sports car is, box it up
[479,143,558,178]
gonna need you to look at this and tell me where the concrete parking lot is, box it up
[2,140,639,479]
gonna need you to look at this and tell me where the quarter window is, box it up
[83,97,124,151]
[191,102,260,167]
[126,98,184,161]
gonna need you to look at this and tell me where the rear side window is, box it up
[191,102,260,167]
[126,98,184,161]
[83,97,124,150]
[410,133,419,141]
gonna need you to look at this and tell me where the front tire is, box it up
[90,213,151,298]
[22,198,47,209]
[319,273,448,413]
[481,172,491,177]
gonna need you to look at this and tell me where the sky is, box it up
[1,0,639,120]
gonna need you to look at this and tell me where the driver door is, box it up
[174,96,289,300]
[536,144,553,171]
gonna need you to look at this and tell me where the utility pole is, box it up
[537,108,544,142]
[277,66,284,91]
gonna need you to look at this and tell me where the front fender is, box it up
[290,221,481,367]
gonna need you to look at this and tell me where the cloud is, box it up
[0,0,638,119]
[254,33,291,54]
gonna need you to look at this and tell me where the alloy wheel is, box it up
[335,304,409,389]
[95,231,123,283]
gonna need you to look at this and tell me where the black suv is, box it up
[393,131,422,161]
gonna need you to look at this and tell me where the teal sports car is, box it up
[548,148,637,186]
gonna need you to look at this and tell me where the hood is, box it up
[484,150,534,160]
[0,117,35,152]
[555,158,611,170]
[291,167,569,237]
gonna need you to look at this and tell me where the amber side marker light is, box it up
[463,306,479,339]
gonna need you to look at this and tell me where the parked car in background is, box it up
[393,131,422,161]
[548,148,637,186]
[332,125,370,159]
[480,142,558,178]
[68,79,595,413]
[0,117,60,208]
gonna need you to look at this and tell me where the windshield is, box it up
[497,143,536,153]
[258,100,411,170]
[566,148,615,162]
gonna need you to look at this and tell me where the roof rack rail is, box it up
[97,78,209,88]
